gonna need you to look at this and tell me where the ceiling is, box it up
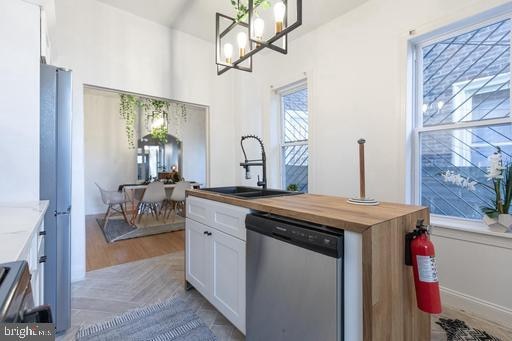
[97,0,368,42]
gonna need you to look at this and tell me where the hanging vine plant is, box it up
[119,95,188,148]
[231,0,271,22]
[119,94,138,149]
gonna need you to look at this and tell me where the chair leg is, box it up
[137,202,145,224]
[165,201,175,220]
[153,204,159,221]
[171,203,177,222]
[120,203,128,223]
[104,205,112,228]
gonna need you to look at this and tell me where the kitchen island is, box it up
[185,189,430,341]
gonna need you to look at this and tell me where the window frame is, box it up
[411,12,512,224]
[278,81,309,191]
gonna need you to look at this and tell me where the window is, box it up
[413,17,512,220]
[280,83,309,192]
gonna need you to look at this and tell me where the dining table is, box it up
[121,182,200,225]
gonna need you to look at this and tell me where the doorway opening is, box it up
[83,86,209,271]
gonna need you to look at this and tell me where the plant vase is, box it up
[498,214,512,233]
[482,214,505,232]
[483,214,511,233]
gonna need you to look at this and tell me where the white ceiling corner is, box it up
[96,0,369,42]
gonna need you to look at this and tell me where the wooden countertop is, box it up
[187,190,425,233]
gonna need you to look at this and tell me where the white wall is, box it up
[83,89,137,215]
[432,228,512,326]
[182,106,207,187]
[53,0,236,281]
[0,0,40,202]
[232,0,512,325]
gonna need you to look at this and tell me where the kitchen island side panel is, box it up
[362,208,431,341]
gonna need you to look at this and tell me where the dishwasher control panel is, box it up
[246,213,343,258]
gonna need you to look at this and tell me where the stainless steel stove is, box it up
[0,261,52,323]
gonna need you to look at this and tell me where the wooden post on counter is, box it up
[358,138,366,199]
[348,138,379,205]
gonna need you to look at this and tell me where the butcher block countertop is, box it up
[186,189,431,341]
[186,189,425,233]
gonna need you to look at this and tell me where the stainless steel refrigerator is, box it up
[40,64,72,333]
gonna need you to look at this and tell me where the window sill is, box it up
[430,215,512,249]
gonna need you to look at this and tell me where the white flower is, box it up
[487,152,505,180]
[441,170,477,192]
[467,180,477,191]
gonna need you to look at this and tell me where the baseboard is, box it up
[71,267,86,283]
[441,286,512,327]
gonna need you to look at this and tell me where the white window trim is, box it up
[278,81,309,190]
[410,11,512,231]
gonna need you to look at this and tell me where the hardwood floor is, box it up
[86,214,185,271]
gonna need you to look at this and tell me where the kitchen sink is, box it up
[199,186,301,199]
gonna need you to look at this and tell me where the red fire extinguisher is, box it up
[405,220,442,314]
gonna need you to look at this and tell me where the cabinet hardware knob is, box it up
[39,231,46,236]
[39,256,47,263]
[204,231,208,235]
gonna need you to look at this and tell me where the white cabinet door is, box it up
[186,218,212,297]
[210,229,246,333]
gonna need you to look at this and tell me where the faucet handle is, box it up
[257,175,265,187]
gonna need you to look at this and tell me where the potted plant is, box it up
[483,148,512,230]
[442,148,512,232]
[287,183,299,192]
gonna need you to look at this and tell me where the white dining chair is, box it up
[136,181,167,223]
[95,183,129,228]
[163,181,193,221]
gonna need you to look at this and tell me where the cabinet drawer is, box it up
[209,201,249,241]
[186,196,211,226]
[186,196,249,241]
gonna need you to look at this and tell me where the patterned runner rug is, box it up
[97,215,185,243]
[437,318,501,341]
[76,297,216,341]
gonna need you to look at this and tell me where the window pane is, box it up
[283,144,308,192]
[422,19,511,126]
[420,124,512,219]
[283,88,308,143]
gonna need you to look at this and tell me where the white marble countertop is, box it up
[0,200,49,264]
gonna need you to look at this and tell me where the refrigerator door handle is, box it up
[53,207,71,216]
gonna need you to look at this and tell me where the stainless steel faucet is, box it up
[240,135,267,189]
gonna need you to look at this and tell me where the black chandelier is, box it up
[215,0,302,75]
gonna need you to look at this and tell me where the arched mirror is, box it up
[137,134,182,182]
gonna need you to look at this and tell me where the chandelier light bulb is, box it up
[223,43,233,64]
[254,17,265,40]
[422,103,428,113]
[237,31,248,57]
[151,117,164,129]
[273,1,286,33]
[437,101,444,110]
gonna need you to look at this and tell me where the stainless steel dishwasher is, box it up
[246,213,344,341]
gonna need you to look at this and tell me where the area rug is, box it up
[436,318,501,340]
[97,215,185,243]
[76,297,216,341]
